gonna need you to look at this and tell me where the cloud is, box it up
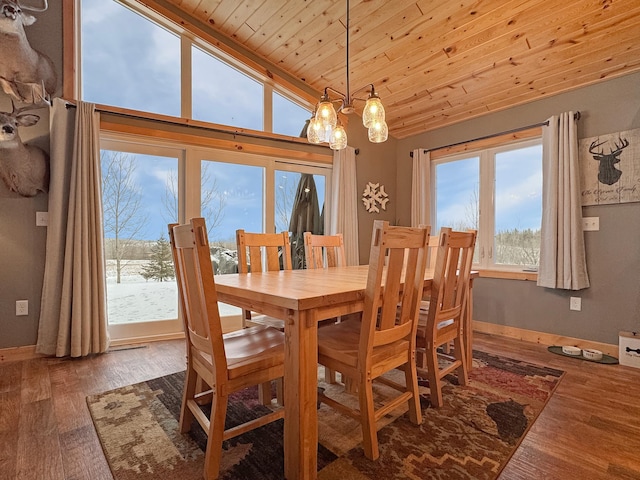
[82,0,122,25]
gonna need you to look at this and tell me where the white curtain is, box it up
[330,146,359,265]
[36,99,109,357]
[411,149,431,227]
[537,111,590,290]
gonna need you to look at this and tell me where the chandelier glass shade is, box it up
[329,123,348,150]
[307,0,387,150]
[307,116,326,144]
[368,119,388,143]
[362,92,385,128]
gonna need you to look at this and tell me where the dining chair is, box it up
[170,218,285,480]
[303,232,346,384]
[236,229,293,330]
[303,232,346,269]
[236,229,292,404]
[415,227,477,408]
[316,220,430,460]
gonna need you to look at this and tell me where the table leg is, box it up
[284,309,318,480]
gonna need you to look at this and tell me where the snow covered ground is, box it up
[105,260,240,324]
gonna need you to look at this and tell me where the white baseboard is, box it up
[473,320,618,358]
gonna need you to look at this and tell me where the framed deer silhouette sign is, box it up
[579,127,640,206]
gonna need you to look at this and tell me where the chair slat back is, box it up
[303,232,346,269]
[171,218,227,374]
[427,228,477,335]
[168,222,187,333]
[236,229,293,273]
[427,233,440,270]
[359,221,430,363]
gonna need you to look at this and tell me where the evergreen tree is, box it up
[141,235,175,282]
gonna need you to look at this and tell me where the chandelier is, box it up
[306,0,388,150]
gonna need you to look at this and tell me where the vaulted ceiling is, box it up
[162,0,640,140]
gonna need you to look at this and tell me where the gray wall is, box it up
[346,122,399,265]
[395,72,640,346]
[0,2,61,349]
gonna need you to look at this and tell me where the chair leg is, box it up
[203,392,229,480]
[179,365,198,433]
[275,377,284,406]
[359,377,379,460]
[426,345,443,408]
[416,347,426,369]
[258,381,272,405]
[343,375,357,394]
[403,360,422,425]
[453,335,468,386]
[325,368,337,384]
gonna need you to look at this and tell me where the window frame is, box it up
[430,130,543,277]
[99,130,332,341]
[66,0,317,137]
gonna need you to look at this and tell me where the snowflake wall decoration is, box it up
[362,182,389,213]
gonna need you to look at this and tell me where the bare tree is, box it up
[102,151,147,283]
[275,172,299,232]
[445,187,479,232]
[162,163,227,242]
[440,186,541,266]
[495,228,541,266]
[463,188,480,230]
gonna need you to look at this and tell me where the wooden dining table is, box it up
[214,264,477,479]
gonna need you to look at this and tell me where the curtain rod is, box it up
[409,111,581,157]
[64,101,327,149]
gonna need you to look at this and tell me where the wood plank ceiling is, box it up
[162,0,640,140]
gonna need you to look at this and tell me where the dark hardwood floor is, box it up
[2,333,640,480]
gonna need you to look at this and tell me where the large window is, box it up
[81,0,181,117]
[80,0,311,134]
[99,135,331,340]
[192,45,263,130]
[432,138,542,270]
[78,0,329,341]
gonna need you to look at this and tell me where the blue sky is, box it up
[435,144,542,233]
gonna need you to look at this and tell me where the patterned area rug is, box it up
[87,350,563,480]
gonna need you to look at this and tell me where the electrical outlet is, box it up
[36,211,49,227]
[570,297,581,311]
[16,300,28,316]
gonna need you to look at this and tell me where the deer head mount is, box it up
[588,136,629,186]
[0,0,56,103]
[0,99,49,197]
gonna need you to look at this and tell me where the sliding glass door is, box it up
[100,138,184,341]
[101,137,332,342]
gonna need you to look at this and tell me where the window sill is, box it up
[476,269,538,281]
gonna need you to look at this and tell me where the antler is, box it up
[17,0,47,12]
[588,139,606,157]
[610,137,629,156]
[9,98,45,117]
[589,137,630,158]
